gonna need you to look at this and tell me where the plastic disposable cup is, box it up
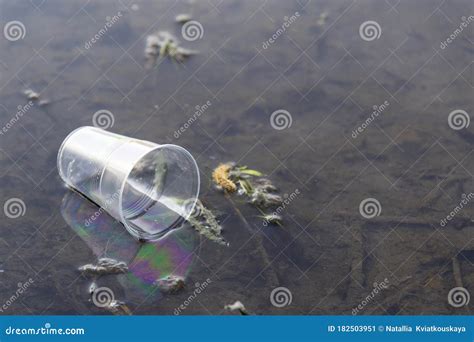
[57,126,200,241]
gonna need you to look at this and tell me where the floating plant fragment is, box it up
[154,274,185,294]
[23,89,40,100]
[212,163,237,192]
[79,257,128,276]
[175,14,192,23]
[212,162,284,220]
[224,301,249,315]
[260,213,283,225]
[187,200,227,246]
[249,188,283,208]
[145,31,197,67]
[316,11,329,26]
[23,89,50,105]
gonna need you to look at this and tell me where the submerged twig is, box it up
[224,193,279,287]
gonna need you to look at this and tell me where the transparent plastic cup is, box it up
[57,126,200,241]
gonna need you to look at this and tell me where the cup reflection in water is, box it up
[57,126,200,241]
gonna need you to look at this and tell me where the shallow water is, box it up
[0,0,473,315]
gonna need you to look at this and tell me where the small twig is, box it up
[224,193,279,287]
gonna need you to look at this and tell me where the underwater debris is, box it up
[260,213,283,225]
[249,189,283,208]
[213,163,285,228]
[23,89,40,100]
[145,31,197,67]
[38,99,50,107]
[187,200,227,245]
[175,14,192,24]
[106,300,132,315]
[316,11,329,26]
[250,178,282,208]
[154,275,185,294]
[23,89,50,105]
[88,282,97,295]
[213,163,283,209]
[224,301,249,315]
[79,258,128,276]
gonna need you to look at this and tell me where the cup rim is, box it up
[117,143,200,241]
